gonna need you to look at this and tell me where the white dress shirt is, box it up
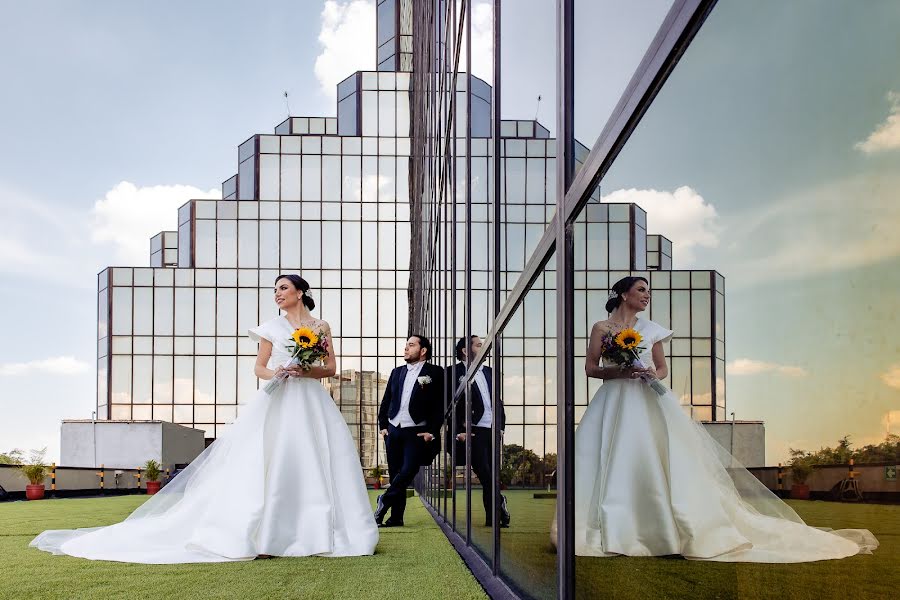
[473,367,493,428]
[389,361,427,428]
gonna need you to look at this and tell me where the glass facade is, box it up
[94,3,725,596]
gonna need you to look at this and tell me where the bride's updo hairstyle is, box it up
[605,276,649,313]
[275,274,316,311]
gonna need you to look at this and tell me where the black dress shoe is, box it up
[379,518,404,527]
[500,494,511,527]
[484,521,510,528]
[374,494,388,525]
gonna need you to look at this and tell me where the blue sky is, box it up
[1,1,898,464]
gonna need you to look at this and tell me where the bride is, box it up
[31,274,378,563]
[552,275,877,562]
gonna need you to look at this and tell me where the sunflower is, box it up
[614,328,642,350]
[291,327,319,349]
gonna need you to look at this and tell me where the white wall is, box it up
[61,421,204,471]
[702,421,766,468]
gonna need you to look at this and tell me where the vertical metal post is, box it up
[50,463,57,498]
[464,0,474,547]
[449,0,459,534]
[555,0,576,597]
[491,0,503,576]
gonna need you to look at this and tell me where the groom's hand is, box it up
[417,433,434,442]
[380,429,388,437]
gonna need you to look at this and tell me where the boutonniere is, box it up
[417,375,432,388]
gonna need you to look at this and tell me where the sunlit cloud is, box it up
[91,181,219,266]
[0,356,90,377]
[314,0,375,100]
[880,364,900,390]
[855,91,900,154]
[728,358,808,377]
[882,410,900,434]
[602,186,721,267]
[725,171,900,286]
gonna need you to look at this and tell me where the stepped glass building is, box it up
[97,0,725,596]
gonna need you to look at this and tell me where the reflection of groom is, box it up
[375,335,443,527]
[446,335,510,528]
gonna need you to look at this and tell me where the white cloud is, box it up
[91,181,219,265]
[855,91,900,154]
[468,1,494,83]
[314,0,375,100]
[601,186,721,267]
[882,410,900,433]
[880,364,900,390]
[727,358,808,378]
[723,171,900,286]
[0,356,90,377]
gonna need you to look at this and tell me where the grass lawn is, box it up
[0,492,487,600]
[486,490,899,600]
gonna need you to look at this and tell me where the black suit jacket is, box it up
[445,362,505,461]
[378,361,444,465]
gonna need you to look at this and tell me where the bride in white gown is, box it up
[552,276,877,562]
[31,274,378,563]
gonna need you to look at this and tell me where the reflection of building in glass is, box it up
[324,370,387,468]
[94,3,725,467]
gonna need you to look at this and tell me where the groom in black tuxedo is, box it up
[375,335,444,527]
[446,335,510,528]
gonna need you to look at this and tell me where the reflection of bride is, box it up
[31,274,378,563]
[552,276,877,562]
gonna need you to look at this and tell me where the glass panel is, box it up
[301,155,321,201]
[194,289,216,336]
[133,288,152,336]
[238,220,259,268]
[110,355,132,405]
[280,154,301,200]
[195,220,216,268]
[132,356,152,404]
[153,288,173,336]
[238,156,256,200]
[111,288,132,335]
[216,289,237,336]
[153,356,173,404]
[259,221,280,268]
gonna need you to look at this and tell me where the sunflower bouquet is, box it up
[599,328,667,395]
[263,326,329,394]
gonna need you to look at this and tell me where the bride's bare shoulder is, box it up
[313,318,332,333]
[590,320,613,335]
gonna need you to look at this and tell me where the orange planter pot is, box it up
[789,484,810,500]
[26,484,45,500]
[146,481,162,495]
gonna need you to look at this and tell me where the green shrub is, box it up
[18,448,48,485]
[143,460,161,482]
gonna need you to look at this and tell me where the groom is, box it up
[446,335,510,527]
[375,335,444,527]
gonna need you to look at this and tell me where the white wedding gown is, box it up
[31,316,378,563]
[552,317,877,562]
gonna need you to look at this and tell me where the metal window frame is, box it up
[415,0,719,598]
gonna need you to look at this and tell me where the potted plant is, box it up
[144,460,162,495]
[18,448,48,501]
[368,465,386,490]
[788,453,813,500]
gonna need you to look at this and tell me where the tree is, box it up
[790,434,899,466]
[0,449,24,465]
[502,444,543,487]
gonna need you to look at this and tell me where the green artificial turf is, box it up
[0,492,487,600]
[461,490,898,600]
